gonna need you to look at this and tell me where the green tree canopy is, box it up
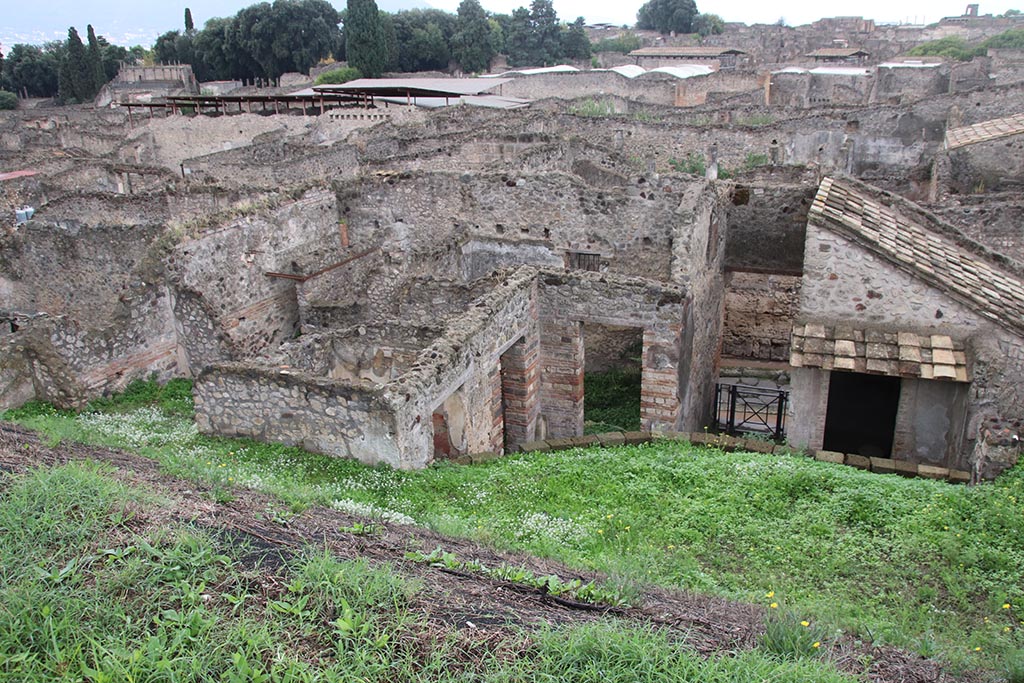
[561,16,591,60]
[693,13,724,37]
[1,43,61,97]
[346,0,388,77]
[452,0,494,73]
[529,0,561,65]
[636,0,698,34]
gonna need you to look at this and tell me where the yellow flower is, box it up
[1005,626,1012,633]
[770,602,778,609]
[1003,603,1012,609]
[606,514,613,519]
[597,529,604,535]
[974,647,982,652]
[667,544,675,549]
[624,526,630,531]
[800,621,810,627]
[812,642,820,649]
[766,591,775,598]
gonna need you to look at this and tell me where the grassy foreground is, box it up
[5,379,1024,677]
[0,463,855,682]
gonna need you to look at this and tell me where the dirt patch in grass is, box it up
[0,421,982,682]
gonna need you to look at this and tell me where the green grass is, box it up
[5,380,1024,674]
[584,368,641,433]
[0,463,857,682]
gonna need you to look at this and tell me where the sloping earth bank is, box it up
[0,421,980,683]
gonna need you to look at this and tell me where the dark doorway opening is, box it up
[823,372,901,458]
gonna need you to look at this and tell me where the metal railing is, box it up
[714,383,788,441]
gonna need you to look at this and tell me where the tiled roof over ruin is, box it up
[944,112,1024,150]
[791,324,969,381]
[809,177,1024,336]
[629,47,746,57]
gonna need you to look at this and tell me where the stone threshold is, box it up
[445,432,972,484]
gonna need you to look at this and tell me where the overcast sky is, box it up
[1,0,1020,48]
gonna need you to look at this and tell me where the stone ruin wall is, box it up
[273,323,441,383]
[195,363,404,466]
[0,220,182,408]
[931,198,1024,263]
[721,182,813,363]
[946,136,1024,194]
[168,189,347,371]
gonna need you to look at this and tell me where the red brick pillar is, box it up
[500,334,541,450]
[540,319,584,438]
[641,324,683,431]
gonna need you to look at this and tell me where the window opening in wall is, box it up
[565,250,601,272]
[582,324,642,433]
[823,371,901,458]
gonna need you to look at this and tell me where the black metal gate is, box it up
[714,383,788,441]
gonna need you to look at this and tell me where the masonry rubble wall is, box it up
[388,269,541,464]
[125,113,314,170]
[297,171,691,330]
[931,196,1024,263]
[946,136,1024,194]
[496,71,678,105]
[32,189,243,228]
[167,190,346,369]
[0,220,183,404]
[725,182,813,272]
[195,364,404,466]
[790,221,1024,471]
[273,324,440,382]
[723,272,801,361]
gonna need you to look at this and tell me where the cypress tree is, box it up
[346,0,387,78]
[60,27,94,103]
[87,25,107,92]
[185,7,195,33]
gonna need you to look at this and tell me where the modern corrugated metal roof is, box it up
[628,46,746,57]
[314,78,510,98]
[806,48,870,57]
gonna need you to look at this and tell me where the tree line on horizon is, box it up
[0,0,724,105]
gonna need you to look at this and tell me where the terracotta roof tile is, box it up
[809,177,1024,337]
[945,112,1024,150]
[790,324,970,381]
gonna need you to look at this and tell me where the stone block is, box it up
[743,438,776,454]
[470,451,501,464]
[544,437,577,451]
[893,459,918,477]
[918,464,950,480]
[570,435,600,448]
[845,454,871,470]
[948,469,972,484]
[688,431,713,445]
[597,432,626,447]
[714,434,744,451]
[623,431,652,445]
[814,449,845,464]
[518,440,551,453]
[870,457,897,474]
[653,430,688,441]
